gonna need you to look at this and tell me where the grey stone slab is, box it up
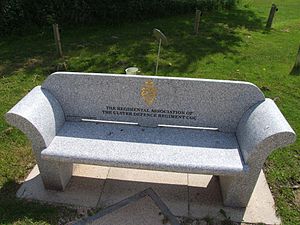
[86,196,171,225]
[41,121,244,175]
[74,188,180,225]
[16,165,107,208]
[42,72,265,132]
[98,178,188,216]
[18,166,281,224]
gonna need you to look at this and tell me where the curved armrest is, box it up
[5,86,65,150]
[237,99,296,164]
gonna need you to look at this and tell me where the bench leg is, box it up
[38,160,73,191]
[219,170,260,208]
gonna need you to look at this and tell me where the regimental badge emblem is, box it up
[140,80,157,106]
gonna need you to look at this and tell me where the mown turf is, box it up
[0,0,299,224]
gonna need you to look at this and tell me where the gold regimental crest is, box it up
[140,80,157,106]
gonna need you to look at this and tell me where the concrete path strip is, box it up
[73,188,180,225]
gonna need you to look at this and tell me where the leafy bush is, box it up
[0,0,236,36]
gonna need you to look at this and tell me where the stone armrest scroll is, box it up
[220,99,296,207]
[237,98,296,165]
[5,86,65,151]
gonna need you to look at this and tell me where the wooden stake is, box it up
[52,24,63,58]
[266,4,278,29]
[194,9,202,34]
[290,44,300,75]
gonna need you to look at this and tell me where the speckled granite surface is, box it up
[42,72,265,132]
[5,72,296,207]
[41,122,244,175]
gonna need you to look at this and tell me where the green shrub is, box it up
[0,0,236,36]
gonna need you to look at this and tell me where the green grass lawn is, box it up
[0,0,299,224]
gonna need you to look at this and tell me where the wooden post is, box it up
[266,4,278,29]
[290,44,300,75]
[52,24,63,58]
[194,9,202,35]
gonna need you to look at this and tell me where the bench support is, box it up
[222,98,296,207]
[219,168,260,207]
[38,160,73,191]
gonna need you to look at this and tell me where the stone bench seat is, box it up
[6,72,296,208]
[41,122,245,175]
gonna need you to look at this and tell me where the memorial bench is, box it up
[5,72,296,207]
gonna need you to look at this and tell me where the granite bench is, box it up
[5,72,296,207]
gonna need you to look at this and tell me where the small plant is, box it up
[201,215,214,225]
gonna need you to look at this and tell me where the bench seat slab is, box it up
[41,122,245,175]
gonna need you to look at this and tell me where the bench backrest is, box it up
[42,72,265,132]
